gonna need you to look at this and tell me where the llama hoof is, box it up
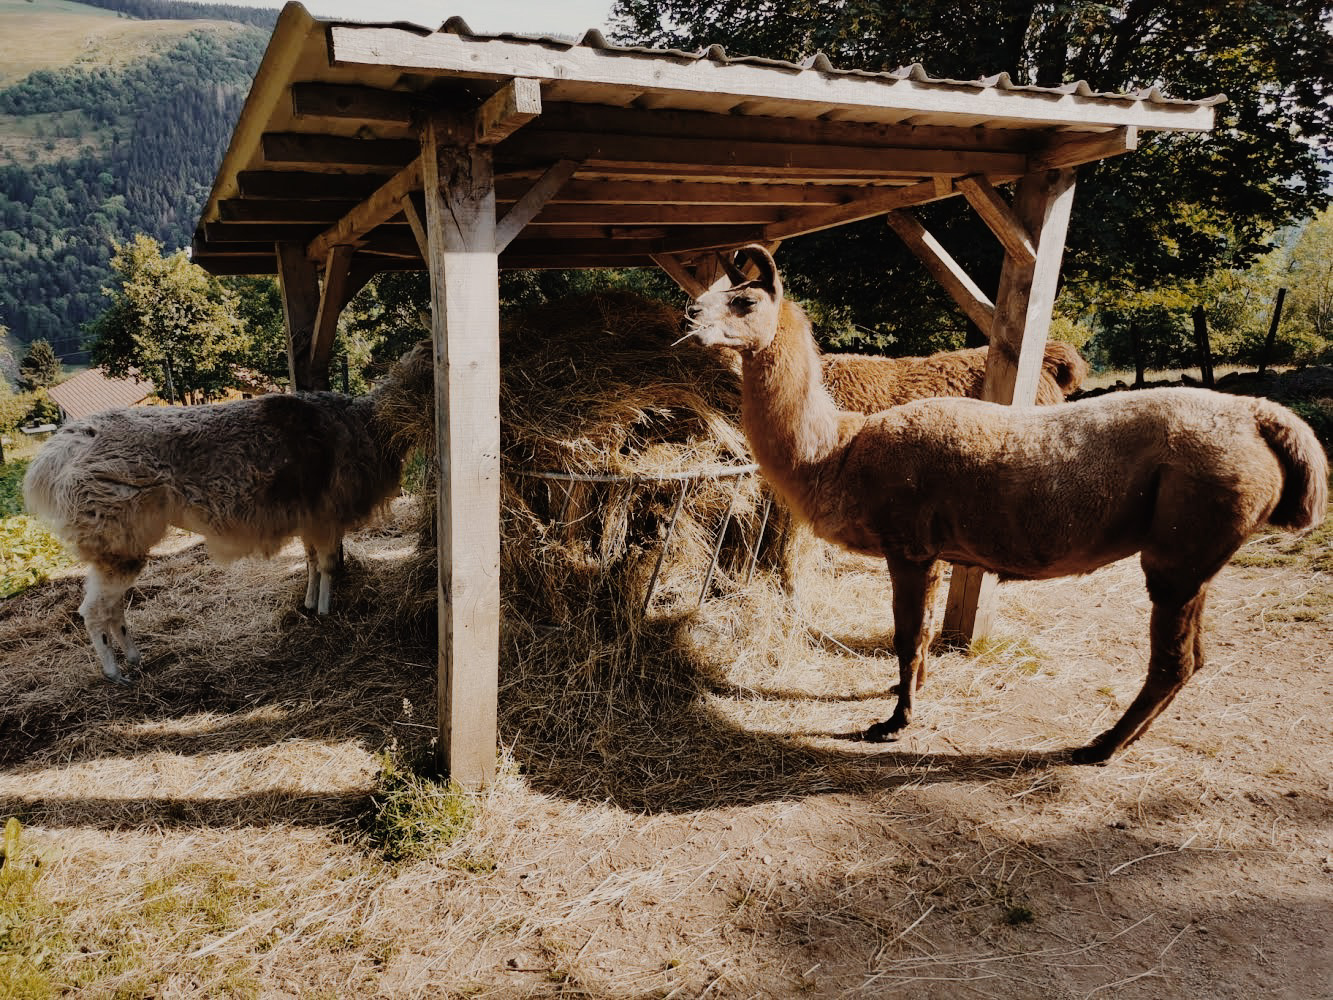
[1070,742,1114,766]
[102,667,135,686]
[860,719,905,743]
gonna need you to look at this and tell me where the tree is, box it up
[1284,208,1333,363]
[88,233,249,404]
[609,1,1333,355]
[17,338,60,392]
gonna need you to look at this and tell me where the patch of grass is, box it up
[969,635,1046,675]
[1002,903,1036,926]
[0,515,74,598]
[1231,505,1333,575]
[0,458,28,516]
[0,819,65,1000]
[359,746,479,865]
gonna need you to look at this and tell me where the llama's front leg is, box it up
[80,561,143,684]
[313,543,339,615]
[862,557,939,742]
[303,544,320,611]
[1072,587,1207,764]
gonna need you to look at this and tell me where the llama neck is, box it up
[741,301,844,479]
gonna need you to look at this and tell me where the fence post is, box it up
[1257,288,1287,377]
[1191,305,1214,388]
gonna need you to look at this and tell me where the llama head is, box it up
[682,245,784,354]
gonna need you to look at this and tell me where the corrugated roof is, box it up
[190,2,1223,276]
[48,368,155,420]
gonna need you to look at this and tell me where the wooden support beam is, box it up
[475,78,542,145]
[495,158,579,251]
[957,175,1036,266]
[308,245,358,390]
[275,241,320,390]
[523,202,786,227]
[885,210,995,334]
[400,193,428,258]
[421,113,502,789]
[239,171,388,200]
[942,168,1078,644]
[1030,126,1138,172]
[291,82,416,124]
[221,199,360,223]
[262,132,419,167]
[762,178,964,242]
[306,156,423,262]
[499,178,867,206]
[650,252,708,297]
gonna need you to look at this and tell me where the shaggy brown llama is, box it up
[822,339,1086,411]
[23,341,434,684]
[681,246,1327,763]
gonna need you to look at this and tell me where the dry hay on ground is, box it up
[1,497,1329,997]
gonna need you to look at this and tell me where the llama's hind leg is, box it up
[863,557,940,742]
[303,544,320,611]
[308,540,340,615]
[80,559,144,684]
[1072,586,1207,764]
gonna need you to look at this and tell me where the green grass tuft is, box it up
[0,818,66,1000]
[359,747,479,866]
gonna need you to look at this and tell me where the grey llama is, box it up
[23,341,434,684]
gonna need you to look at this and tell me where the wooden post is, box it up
[276,241,320,391]
[1257,288,1286,376]
[1130,321,1145,387]
[941,168,1077,644]
[421,111,502,789]
[1192,305,1214,387]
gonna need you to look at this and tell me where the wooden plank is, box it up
[1030,126,1137,172]
[306,156,423,262]
[239,171,388,200]
[400,193,429,258]
[501,254,658,270]
[494,158,579,251]
[291,82,416,124]
[885,210,995,333]
[761,178,962,242]
[308,245,356,390]
[262,132,419,167]
[207,222,326,243]
[500,129,1029,179]
[220,199,360,223]
[329,26,1219,131]
[421,113,502,789]
[475,78,542,145]
[957,175,1036,266]
[530,203,786,226]
[650,252,708,297]
[498,178,865,205]
[534,102,1036,152]
[275,241,320,390]
[942,167,1078,644]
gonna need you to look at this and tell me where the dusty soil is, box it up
[1,499,1330,998]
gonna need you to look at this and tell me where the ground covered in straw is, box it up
[1,492,1329,999]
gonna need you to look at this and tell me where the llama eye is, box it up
[730,296,756,314]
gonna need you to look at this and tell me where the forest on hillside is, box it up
[0,2,266,358]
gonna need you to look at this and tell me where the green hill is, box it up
[0,0,268,360]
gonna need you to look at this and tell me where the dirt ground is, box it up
[1,498,1330,999]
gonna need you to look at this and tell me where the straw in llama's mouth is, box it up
[670,329,700,347]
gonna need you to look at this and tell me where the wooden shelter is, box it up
[192,2,1221,787]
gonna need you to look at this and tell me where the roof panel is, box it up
[191,2,1222,276]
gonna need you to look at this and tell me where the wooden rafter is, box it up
[759,178,964,243]
[494,158,580,251]
[885,210,995,334]
[291,82,416,124]
[475,78,541,144]
[957,175,1036,266]
[1030,126,1138,172]
[305,157,422,261]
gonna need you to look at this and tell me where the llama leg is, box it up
[303,544,319,611]
[314,543,339,615]
[1072,587,1206,764]
[80,560,143,685]
[863,557,937,742]
[915,560,945,690]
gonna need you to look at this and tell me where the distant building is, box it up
[47,368,156,421]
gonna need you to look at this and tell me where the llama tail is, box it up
[1041,341,1089,395]
[20,431,74,533]
[1255,400,1329,530]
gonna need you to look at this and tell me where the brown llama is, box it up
[680,246,1327,763]
[23,341,434,684]
[822,339,1086,411]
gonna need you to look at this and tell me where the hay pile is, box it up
[377,291,815,803]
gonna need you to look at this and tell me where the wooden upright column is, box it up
[421,112,502,788]
[941,168,1077,643]
[275,241,320,390]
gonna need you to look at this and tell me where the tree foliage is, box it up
[609,1,1333,357]
[88,235,249,404]
[16,340,59,392]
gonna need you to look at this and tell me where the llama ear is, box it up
[738,244,780,297]
[718,251,747,285]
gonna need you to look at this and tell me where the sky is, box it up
[180,0,615,35]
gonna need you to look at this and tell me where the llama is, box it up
[821,339,1086,411]
[681,246,1326,763]
[22,340,435,684]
